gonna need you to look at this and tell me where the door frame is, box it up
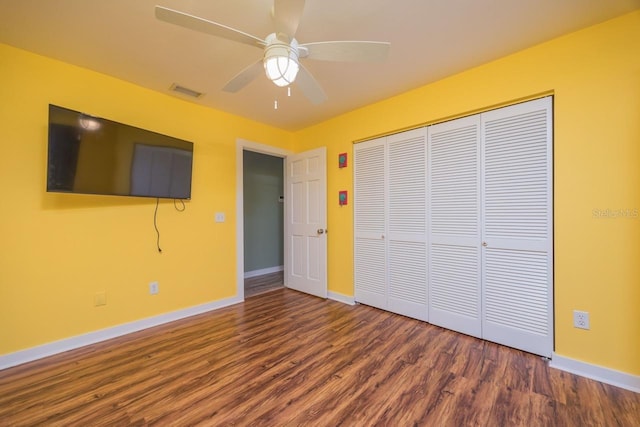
[236,138,292,300]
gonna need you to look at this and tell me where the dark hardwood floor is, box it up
[0,289,638,426]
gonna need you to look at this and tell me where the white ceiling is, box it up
[1,0,638,130]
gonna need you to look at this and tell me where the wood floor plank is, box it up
[0,289,638,426]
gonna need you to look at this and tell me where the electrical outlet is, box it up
[573,310,590,330]
[215,212,225,223]
[149,281,159,295]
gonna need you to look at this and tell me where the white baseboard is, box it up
[549,353,640,393]
[328,291,356,306]
[0,296,243,371]
[244,265,284,279]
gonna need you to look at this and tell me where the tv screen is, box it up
[47,104,193,199]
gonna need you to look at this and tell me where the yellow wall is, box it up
[295,11,640,375]
[0,43,293,355]
[1,10,639,379]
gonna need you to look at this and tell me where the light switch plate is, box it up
[94,291,107,306]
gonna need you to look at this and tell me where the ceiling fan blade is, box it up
[222,60,264,93]
[300,41,390,62]
[272,0,305,40]
[295,64,327,105]
[155,6,265,48]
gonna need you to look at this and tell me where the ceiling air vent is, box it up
[170,83,204,98]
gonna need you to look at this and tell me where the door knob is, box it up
[482,242,488,247]
[317,229,325,235]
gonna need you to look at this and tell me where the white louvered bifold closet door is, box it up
[480,97,553,357]
[387,128,428,321]
[428,115,482,337]
[354,138,387,310]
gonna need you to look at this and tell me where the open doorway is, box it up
[235,139,291,301]
[243,150,284,297]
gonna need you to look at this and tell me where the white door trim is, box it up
[236,139,292,301]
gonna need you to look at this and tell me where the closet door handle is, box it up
[482,241,488,247]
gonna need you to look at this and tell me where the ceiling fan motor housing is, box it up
[264,33,299,87]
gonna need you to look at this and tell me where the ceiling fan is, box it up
[155,0,390,104]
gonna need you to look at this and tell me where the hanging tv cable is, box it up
[154,198,162,253]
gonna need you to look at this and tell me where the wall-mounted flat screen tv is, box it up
[47,104,194,199]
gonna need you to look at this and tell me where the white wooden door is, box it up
[354,138,387,309]
[428,115,482,337]
[387,129,428,321]
[285,147,327,298]
[480,97,553,357]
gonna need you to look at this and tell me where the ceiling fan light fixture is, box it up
[264,34,299,87]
